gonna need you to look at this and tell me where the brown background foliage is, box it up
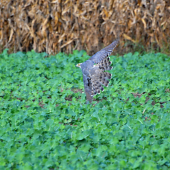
[0,0,170,55]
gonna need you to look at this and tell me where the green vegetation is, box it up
[0,49,170,169]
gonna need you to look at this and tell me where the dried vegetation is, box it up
[0,0,170,55]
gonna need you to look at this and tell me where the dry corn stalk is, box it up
[0,0,169,54]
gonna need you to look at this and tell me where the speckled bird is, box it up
[76,39,119,103]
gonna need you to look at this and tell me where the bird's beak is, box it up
[76,63,81,68]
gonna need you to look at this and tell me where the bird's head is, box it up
[76,63,82,68]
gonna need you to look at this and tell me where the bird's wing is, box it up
[90,67,111,96]
[89,39,119,64]
[82,66,112,103]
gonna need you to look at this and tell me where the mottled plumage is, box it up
[77,39,119,103]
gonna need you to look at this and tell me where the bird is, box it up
[76,39,119,103]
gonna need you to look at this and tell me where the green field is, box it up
[0,49,170,169]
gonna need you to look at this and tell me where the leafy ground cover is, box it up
[0,49,170,170]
